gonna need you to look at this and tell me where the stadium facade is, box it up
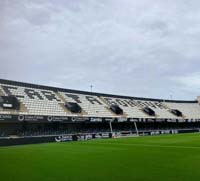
[0,79,200,145]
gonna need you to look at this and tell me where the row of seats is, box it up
[0,81,200,119]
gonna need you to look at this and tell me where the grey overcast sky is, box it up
[0,0,200,100]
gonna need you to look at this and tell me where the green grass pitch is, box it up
[1,133,200,181]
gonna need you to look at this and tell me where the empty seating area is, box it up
[0,79,200,139]
[0,83,66,116]
[165,102,200,119]
[59,92,115,117]
[0,79,200,120]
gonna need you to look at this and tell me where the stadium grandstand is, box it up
[0,79,200,146]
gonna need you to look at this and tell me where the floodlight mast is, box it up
[87,84,93,113]
[90,85,93,92]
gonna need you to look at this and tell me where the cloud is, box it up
[172,72,200,90]
[0,0,200,100]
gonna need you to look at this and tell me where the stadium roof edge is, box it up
[0,78,197,103]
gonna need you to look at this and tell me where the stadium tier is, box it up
[0,79,200,145]
[1,79,200,119]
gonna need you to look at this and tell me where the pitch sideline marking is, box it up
[90,142,200,150]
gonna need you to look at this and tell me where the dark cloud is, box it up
[0,0,200,100]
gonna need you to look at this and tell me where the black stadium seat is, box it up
[110,104,123,115]
[65,102,82,113]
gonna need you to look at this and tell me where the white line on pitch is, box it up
[94,142,200,150]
